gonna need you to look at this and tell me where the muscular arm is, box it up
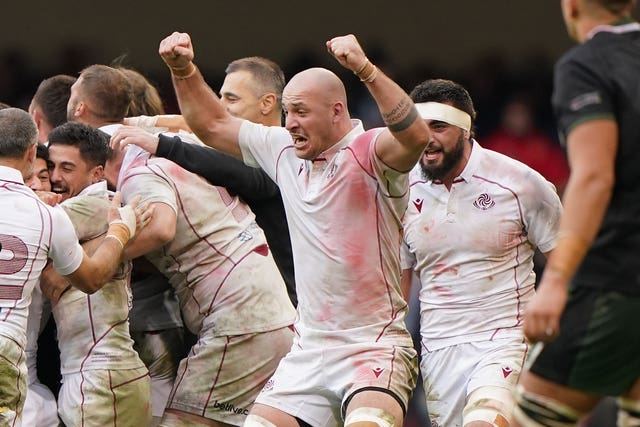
[53,193,143,294]
[524,119,616,342]
[159,32,244,158]
[123,202,177,260]
[326,35,429,171]
[156,134,279,200]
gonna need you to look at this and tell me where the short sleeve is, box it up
[49,206,84,276]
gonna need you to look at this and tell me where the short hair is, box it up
[35,143,49,162]
[0,102,11,110]
[32,75,77,128]
[225,57,285,107]
[78,64,133,122]
[48,122,111,168]
[118,67,165,116]
[410,79,477,120]
[0,108,38,158]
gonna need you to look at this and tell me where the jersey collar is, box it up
[587,19,640,40]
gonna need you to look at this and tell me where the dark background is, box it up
[1,1,586,136]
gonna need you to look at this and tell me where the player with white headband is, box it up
[401,79,562,426]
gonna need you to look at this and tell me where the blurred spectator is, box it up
[483,95,569,195]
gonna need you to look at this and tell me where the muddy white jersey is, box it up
[118,152,295,336]
[54,181,143,374]
[402,142,562,351]
[0,165,83,348]
[239,120,413,348]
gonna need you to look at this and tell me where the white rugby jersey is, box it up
[118,151,296,336]
[54,181,143,374]
[401,142,562,351]
[0,165,83,349]
[239,120,414,348]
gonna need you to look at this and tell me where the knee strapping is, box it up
[344,407,395,427]
[512,385,580,427]
[617,397,640,427]
[463,386,515,427]
[243,414,278,427]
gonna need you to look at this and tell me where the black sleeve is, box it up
[156,134,280,200]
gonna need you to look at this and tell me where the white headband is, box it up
[415,102,471,131]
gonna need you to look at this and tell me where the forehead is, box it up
[220,70,257,95]
[48,144,84,164]
[33,157,48,170]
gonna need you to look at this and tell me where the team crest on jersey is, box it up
[473,193,495,210]
[501,366,513,378]
[372,367,384,378]
[413,198,424,213]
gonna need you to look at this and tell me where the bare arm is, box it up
[123,202,177,260]
[326,35,429,171]
[158,32,244,159]
[524,119,616,342]
[61,193,148,294]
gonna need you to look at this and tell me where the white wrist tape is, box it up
[415,102,471,131]
[109,204,136,238]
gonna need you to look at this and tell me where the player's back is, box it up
[0,169,55,347]
[120,155,294,336]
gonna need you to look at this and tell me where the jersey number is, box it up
[0,234,28,275]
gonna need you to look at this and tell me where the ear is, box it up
[260,93,277,116]
[332,102,345,123]
[568,0,579,18]
[74,101,87,120]
[91,165,104,183]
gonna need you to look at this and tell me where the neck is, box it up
[0,158,27,179]
[577,13,633,42]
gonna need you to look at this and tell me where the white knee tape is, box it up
[344,407,395,427]
[463,386,514,426]
[244,414,278,427]
[617,397,640,427]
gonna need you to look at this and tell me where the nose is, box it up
[49,166,62,184]
[285,115,297,132]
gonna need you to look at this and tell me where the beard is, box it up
[419,133,466,182]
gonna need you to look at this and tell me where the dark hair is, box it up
[48,122,111,167]
[0,108,38,158]
[32,75,77,128]
[118,67,165,116]
[35,143,49,162]
[78,64,133,122]
[225,57,285,107]
[410,79,477,137]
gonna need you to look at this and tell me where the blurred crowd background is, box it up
[4,2,637,426]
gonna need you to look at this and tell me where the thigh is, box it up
[59,368,151,427]
[0,337,26,426]
[341,344,418,420]
[168,326,293,426]
[420,344,475,427]
[529,288,640,396]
